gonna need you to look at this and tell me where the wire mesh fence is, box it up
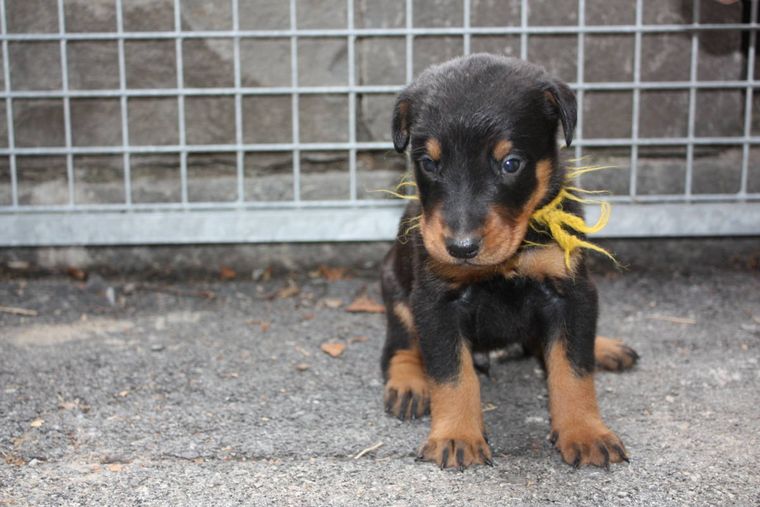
[1,0,759,246]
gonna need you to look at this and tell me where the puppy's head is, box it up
[392,54,576,267]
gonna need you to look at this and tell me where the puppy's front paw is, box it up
[551,422,628,468]
[384,382,429,420]
[384,348,430,420]
[417,434,492,470]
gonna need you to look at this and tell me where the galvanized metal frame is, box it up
[0,0,759,246]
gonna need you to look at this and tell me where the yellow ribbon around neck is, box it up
[528,178,616,269]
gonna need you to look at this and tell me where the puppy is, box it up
[380,54,638,469]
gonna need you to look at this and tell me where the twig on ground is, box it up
[136,284,216,300]
[354,441,383,460]
[0,305,38,316]
[646,314,696,325]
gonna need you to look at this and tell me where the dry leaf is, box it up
[4,453,26,466]
[252,266,272,282]
[349,335,368,344]
[275,280,300,299]
[8,260,30,270]
[30,418,44,428]
[58,400,77,411]
[67,267,87,281]
[322,298,343,309]
[318,265,350,282]
[107,464,124,472]
[345,295,385,314]
[247,319,271,332]
[320,342,346,358]
[220,266,237,281]
[295,363,310,371]
[117,390,129,398]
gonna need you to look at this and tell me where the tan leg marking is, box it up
[418,345,492,469]
[393,302,416,336]
[594,336,639,372]
[384,347,429,420]
[546,341,628,468]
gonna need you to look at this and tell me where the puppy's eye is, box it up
[501,156,523,175]
[419,155,439,175]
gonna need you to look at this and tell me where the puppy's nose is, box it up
[445,236,481,259]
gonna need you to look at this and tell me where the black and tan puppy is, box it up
[380,54,638,470]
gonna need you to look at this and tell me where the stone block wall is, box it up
[0,0,757,206]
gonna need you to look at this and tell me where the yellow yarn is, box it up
[529,182,616,269]
[372,175,420,201]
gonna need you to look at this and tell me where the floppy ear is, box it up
[544,81,577,147]
[391,92,414,153]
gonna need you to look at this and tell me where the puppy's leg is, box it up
[543,279,629,468]
[418,342,492,469]
[594,336,639,372]
[546,341,628,467]
[411,279,491,469]
[381,246,429,421]
[381,301,429,420]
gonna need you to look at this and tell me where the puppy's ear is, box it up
[391,92,414,153]
[544,81,577,147]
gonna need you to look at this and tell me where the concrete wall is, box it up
[0,0,756,205]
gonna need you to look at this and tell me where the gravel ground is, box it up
[1,263,759,506]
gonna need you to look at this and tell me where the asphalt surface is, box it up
[1,263,759,506]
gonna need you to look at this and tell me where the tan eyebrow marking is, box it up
[493,139,512,161]
[426,138,442,161]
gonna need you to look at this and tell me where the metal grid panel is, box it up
[1,0,759,246]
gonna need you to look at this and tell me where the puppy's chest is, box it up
[454,278,544,348]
